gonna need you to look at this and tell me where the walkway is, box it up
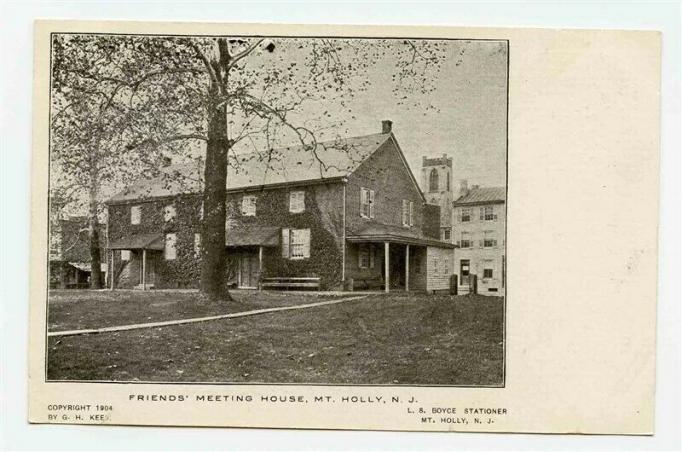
[48,295,369,338]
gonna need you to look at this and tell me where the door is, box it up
[239,253,260,288]
[146,254,156,285]
[460,259,470,285]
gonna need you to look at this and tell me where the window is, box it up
[282,228,310,260]
[360,187,375,219]
[199,202,204,220]
[442,228,451,241]
[358,244,375,269]
[120,250,130,261]
[481,206,496,221]
[429,169,439,192]
[130,205,141,225]
[483,260,494,279]
[164,204,176,222]
[402,200,414,226]
[460,208,471,222]
[194,233,201,258]
[433,257,440,275]
[241,195,257,216]
[443,257,449,275]
[289,191,305,213]
[460,231,472,248]
[358,246,369,269]
[484,231,497,248]
[164,233,177,260]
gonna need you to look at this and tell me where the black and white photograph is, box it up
[45,33,508,386]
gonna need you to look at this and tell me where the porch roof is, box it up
[226,227,279,247]
[108,233,164,251]
[346,224,455,248]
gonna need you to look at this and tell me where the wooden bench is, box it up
[261,276,321,291]
[350,277,385,291]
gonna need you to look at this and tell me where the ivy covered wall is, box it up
[107,181,346,290]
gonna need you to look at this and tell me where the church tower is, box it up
[421,154,453,239]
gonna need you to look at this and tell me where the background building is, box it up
[451,181,506,296]
[421,154,454,243]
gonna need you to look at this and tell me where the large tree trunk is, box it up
[88,195,103,289]
[200,85,232,301]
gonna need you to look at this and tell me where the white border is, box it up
[2,1,680,450]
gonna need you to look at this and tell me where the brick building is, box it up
[104,120,454,292]
[48,211,106,289]
[451,181,506,296]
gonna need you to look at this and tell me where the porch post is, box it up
[405,244,410,292]
[384,241,390,293]
[258,246,263,290]
[109,249,114,290]
[142,249,147,290]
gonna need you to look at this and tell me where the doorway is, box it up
[238,253,260,288]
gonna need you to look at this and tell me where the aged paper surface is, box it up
[29,20,660,433]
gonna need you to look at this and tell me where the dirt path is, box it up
[47,295,369,337]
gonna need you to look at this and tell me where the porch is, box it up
[226,227,279,289]
[346,224,455,293]
[107,233,164,290]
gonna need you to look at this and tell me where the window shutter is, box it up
[480,207,484,220]
[302,229,311,258]
[369,190,375,218]
[479,240,483,247]
[281,228,290,258]
[409,201,414,226]
[360,188,367,218]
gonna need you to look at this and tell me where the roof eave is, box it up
[452,199,506,207]
[346,234,455,248]
[225,176,346,194]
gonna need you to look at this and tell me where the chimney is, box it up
[382,120,393,134]
[459,179,469,198]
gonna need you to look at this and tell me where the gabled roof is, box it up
[107,132,392,203]
[453,186,506,206]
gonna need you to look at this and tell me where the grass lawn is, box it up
[46,291,504,386]
[48,289,345,331]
